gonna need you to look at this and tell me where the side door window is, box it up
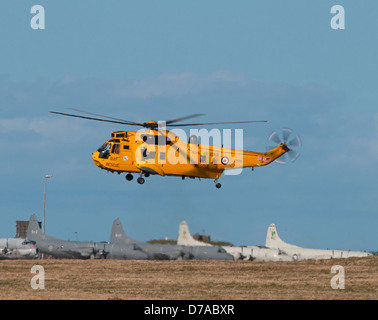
[111,143,120,154]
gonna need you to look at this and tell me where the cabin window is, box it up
[142,147,155,160]
[141,134,171,145]
[123,145,130,150]
[160,152,166,160]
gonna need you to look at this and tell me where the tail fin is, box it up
[26,214,59,241]
[177,221,211,246]
[265,223,299,249]
[110,218,138,244]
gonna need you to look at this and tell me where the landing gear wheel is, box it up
[125,173,133,181]
[215,183,221,189]
[137,177,145,184]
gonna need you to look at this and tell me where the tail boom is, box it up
[241,144,290,169]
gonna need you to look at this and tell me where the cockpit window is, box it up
[98,143,111,159]
[97,142,110,152]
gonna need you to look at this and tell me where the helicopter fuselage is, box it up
[92,129,289,180]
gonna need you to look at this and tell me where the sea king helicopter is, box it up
[50,109,301,188]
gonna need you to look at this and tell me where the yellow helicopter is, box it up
[50,109,301,188]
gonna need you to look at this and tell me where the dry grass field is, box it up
[0,257,376,300]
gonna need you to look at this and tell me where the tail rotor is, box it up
[267,128,302,165]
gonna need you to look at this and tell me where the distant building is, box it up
[15,220,41,238]
[193,233,211,243]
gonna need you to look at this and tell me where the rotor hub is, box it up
[144,120,158,129]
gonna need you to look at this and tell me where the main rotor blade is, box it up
[167,120,267,127]
[68,108,143,126]
[165,113,205,125]
[49,111,143,126]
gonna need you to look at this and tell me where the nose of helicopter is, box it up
[92,151,101,167]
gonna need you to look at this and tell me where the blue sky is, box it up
[0,1,377,252]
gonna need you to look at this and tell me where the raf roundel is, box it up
[221,157,229,165]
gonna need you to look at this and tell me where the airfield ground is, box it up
[0,257,376,300]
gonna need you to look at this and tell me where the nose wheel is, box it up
[137,177,145,184]
[214,179,222,189]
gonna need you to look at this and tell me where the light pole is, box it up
[43,174,52,233]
